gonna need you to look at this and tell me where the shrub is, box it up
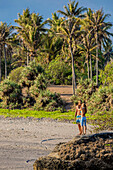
[20,61,45,89]
[29,73,48,98]
[22,94,35,108]
[0,79,23,109]
[8,66,24,83]
[87,84,113,131]
[99,61,113,85]
[33,90,64,111]
[46,58,72,85]
[71,79,97,104]
[71,78,113,131]
[88,85,113,113]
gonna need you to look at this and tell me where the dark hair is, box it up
[78,100,82,106]
[84,103,87,114]
[76,102,78,105]
[78,100,82,103]
[84,102,87,114]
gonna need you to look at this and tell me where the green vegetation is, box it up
[71,79,97,104]
[0,1,113,131]
[46,58,72,85]
[0,79,23,109]
[0,1,112,88]
[87,84,113,131]
[8,66,24,83]
[71,62,113,131]
[99,62,113,86]
[0,109,74,121]
[0,62,64,111]
[33,90,64,112]
[20,62,45,89]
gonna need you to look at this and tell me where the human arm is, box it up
[74,106,78,120]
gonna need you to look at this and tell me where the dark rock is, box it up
[33,132,113,170]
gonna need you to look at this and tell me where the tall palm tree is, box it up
[77,32,96,80]
[79,9,98,80]
[47,13,63,33]
[0,22,13,79]
[57,0,86,95]
[15,8,46,64]
[40,34,63,63]
[86,8,113,86]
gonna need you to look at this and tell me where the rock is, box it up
[85,158,113,170]
[33,132,113,170]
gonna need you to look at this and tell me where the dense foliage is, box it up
[71,79,97,105]
[71,62,113,130]
[0,79,23,109]
[0,1,113,129]
[0,62,64,111]
[8,66,24,83]
[46,58,72,85]
[33,90,64,111]
[87,84,113,130]
[0,1,113,87]
[99,61,113,86]
[20,62,45,89]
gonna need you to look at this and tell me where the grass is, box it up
[0,108,75,121]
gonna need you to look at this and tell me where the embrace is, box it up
[75,100,87,135]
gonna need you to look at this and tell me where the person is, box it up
[81,102,87,135]
[75,100,82,135]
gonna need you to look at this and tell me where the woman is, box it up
[81,102,87,135]
[75,100,82,135]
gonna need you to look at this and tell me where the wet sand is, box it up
[0,116,92,170]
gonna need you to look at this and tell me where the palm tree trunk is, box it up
[96,33,99,87]
[69,42,76,95]
[90,53,92,81]
[87,53,90,80]
[30,56,32,62]
[27,53,29,66]
[9,51,12,72]
[3,44,7,79]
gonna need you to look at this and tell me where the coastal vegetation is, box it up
[0,0,113,130]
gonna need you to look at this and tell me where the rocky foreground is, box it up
[33,132,113,170]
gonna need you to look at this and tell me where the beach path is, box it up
[0,117,92,170]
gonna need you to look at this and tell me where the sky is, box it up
[0,0,113,34]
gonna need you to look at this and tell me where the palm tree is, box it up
[103,42,113,65]
[57,0,86,95]
[47,13,63,33]
[15,8,46,64]
[77,32,96,80]
[79,9,98,80]
[86,8,113,86]
[40,34,63,63]
[0,22,13,79]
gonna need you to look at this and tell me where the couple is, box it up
[75,100,87,135]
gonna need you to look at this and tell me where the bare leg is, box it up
[78,124,81,135]
[81,126,83,135]
[84,126,87,135]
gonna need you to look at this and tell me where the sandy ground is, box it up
[0,85,91,169]
[0,116,93,170]
[48,85,73,110]
[47,85,72,100]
